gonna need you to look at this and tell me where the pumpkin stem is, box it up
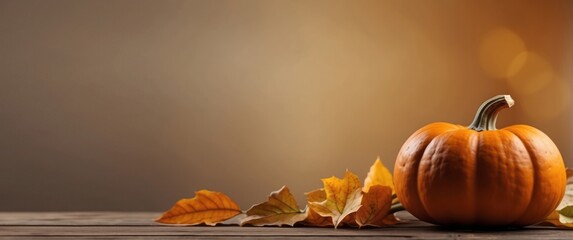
[468,95,514,131]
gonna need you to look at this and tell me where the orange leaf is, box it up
[156,190,241,225]
[304,208,335,227]
[538,209,573,228]
[363,157,394,194]
[355,185,398,227]
[308,170,363,228]
[306,188,327,202]
[241,186,307,226]
[301,189,333,227]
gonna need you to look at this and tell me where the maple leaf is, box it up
[301,189,333,227]
[308,170,363,228]
[156,190,241,225]
[240,186,307,226]
[355,185,398,227]
[306,188,327,202]
[304,208,335,227]
[363,157,394,194]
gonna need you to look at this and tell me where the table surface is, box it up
[0,212,571,239]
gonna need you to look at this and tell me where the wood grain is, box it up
[0,212,570,239]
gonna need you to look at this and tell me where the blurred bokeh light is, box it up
[479,28,526,79]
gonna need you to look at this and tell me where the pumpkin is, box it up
[394,95,566,227]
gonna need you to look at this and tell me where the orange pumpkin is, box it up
[394,95,566,227]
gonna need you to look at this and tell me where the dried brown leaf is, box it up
[156,190,241,225]
[240,186,307,226]
[355,185,398,227]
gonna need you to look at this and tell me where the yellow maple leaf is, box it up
[308,170,363,228]
[240,186,307,226]
[363,157,394,194]
[355,185,398,227]
[156,190,241,225]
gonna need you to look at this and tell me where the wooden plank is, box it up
[0,212,157,226]
[0,225,570,239]
[0,212,571,239]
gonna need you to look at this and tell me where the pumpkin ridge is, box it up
[399,127,436,223]
[410,137,434,223]
[417,128,464,224]
[460,130,479,225]
[397,123,461,224]
[503,127,538,226]
[472,130,481,225]
[416,132,440,224]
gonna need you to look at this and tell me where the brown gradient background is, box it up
[0,0,572,211]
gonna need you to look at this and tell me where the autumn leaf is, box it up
[240,186,307,226]
[308,170,363,228]
[306,188,327,203]
[156,190,241,225]
[301,189,333,227]
[363,157,394,194]
[559,206,573,224]
[220,213,247,225]
[539,207,573,228]
[304,208,335,227]
[354,185,398,227]
[155,158,403,228]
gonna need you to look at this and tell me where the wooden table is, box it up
[0,212,571,239]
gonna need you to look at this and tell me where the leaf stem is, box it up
[390,203,405,214]
[391,193,400,205]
